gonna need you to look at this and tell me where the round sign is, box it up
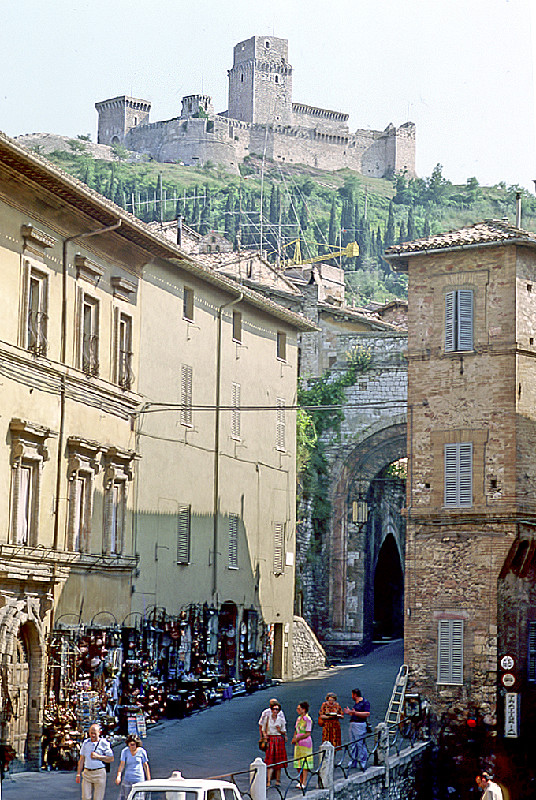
[502,673,516,688]
[500,655,515,671]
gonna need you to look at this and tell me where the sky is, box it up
[0,0,535,190]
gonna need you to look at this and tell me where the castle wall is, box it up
[228,36,293,126]
[292,103,349,135]
[95,96,151,146]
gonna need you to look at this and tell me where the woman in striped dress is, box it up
[292,702,313,789]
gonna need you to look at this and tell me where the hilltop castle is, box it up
[96,35,416,178]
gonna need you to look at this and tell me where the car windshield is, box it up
[130,791,200,800]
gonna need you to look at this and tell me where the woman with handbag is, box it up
[259,700,287,786]
[318,692,344,748]
[292,702,313,789]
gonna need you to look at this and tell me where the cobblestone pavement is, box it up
[1,639,403,800]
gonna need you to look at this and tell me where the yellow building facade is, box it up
[0,133,312,764]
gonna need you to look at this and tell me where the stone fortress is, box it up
[95,35,416,177]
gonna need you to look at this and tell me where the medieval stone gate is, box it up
[297,330,408,656]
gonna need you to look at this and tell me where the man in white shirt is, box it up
[76,723,114,800]
[476,771,503,800]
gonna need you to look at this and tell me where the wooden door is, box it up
[9,634,29,759]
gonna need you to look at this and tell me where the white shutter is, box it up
[228,514,238,568]
[457,290,474,351]
[458,442,473,506]
[444,444,459,506]
[438,619,464,684]
[444,443,472,508]
[231,382,241,439]
[177,505,191,563]
[17,465,32,545]
[276,398,286,451]
[444,291,455,352]
[181,364,193,427]
[273,523,284,574]
[112,306,120,383]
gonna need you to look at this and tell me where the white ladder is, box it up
[384,664,409,727]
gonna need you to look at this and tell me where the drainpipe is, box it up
[53,221,122,550]
[516,192,522,228]
[212,292,243,598]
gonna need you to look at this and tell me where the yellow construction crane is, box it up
[280,238,359,267]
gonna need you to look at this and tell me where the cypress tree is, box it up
[407,206,416,241]
[299,200,309,232]
[398,220,406,243]
[385,200,395,248]
[423,215,431,237]
[328,197,338,248]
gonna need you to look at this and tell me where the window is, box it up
[437,619,463,684]
[115,311,133,390]
[231,382,241,439]
[183,287,194,322]
[233,310,242,343]
[276,398,286,451]
[177,504,191,564]
[228,514,238,568]
[444,442,473,507]
[105,480,126,555]
[26,268,48,356]
[181,364,193,427]
[9,420,51,547]
[70,473,91,552]
[81,295,99,376]
[529,622,536,681]
[14,463,36,545]
[273,522,284,574]
[445,289,473,352]
[277,331,287,361]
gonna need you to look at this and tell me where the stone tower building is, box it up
[386,220,536,743]
[227,36,293,126]
[95,96,151,145]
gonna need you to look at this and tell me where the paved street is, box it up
[1,639,403,800]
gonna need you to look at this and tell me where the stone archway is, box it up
[326,419,407,652]
[373,532,404,639]
[0,596,47,765]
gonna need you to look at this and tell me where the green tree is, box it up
[385,200,395,247]
[328,197,338,248]
[407,206,416,241]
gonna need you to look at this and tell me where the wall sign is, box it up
[504,692,519,738]
[500,654,515,671]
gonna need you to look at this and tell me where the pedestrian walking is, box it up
[115,734,151,799]
[344,688,370,770]
[292,702,313,789]
[476,772,504,800]
[75,722,114,800]
[318,692,344,748]
[259,700,287,786]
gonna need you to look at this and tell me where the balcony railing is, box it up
[27,311,48,357]
[82,334,99,376]
[118,349,134,390]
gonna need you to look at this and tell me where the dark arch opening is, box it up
[373,532,404,639]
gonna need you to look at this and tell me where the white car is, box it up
[127,772,245,800]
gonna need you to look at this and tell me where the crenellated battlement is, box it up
[95,36,416,177]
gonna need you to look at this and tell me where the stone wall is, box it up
[292,615,327,678]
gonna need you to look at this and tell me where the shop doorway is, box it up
[272,623,283,679]
[373,533,404,639]
[9,629,30,760]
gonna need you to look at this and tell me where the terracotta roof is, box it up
[385,220,536,268]
[2,131,315,332]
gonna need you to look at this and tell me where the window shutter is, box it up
[228,514,238,568]
[181,364,193,427]
[112,306,120,383]
[457,290,474,351]
[458,442,473,506]
[438,619,464,684]
[273,523,284,574]
[276,398,286,451]
[75,287,84,369]
[177,505,191,563]
[231,382,241,439]
[444,444,458,506]
[19,260,30,347]
[444,291,455,352]
[528,622,536,681]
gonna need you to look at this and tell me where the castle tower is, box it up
[95,96,151,145]
[181,95,214,119]
[227,36,293,126]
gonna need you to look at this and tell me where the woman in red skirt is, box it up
[262,702,287,786]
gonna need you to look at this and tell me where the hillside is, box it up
[27,135,536,305]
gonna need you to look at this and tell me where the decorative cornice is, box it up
[111,275,138,302]
[9,418,57,441]
[75,253,104,285]
[21,223,56,250]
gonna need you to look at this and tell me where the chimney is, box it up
[516,192,522,228]
[177,215,183,246]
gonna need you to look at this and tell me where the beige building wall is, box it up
[133,259,301,679]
